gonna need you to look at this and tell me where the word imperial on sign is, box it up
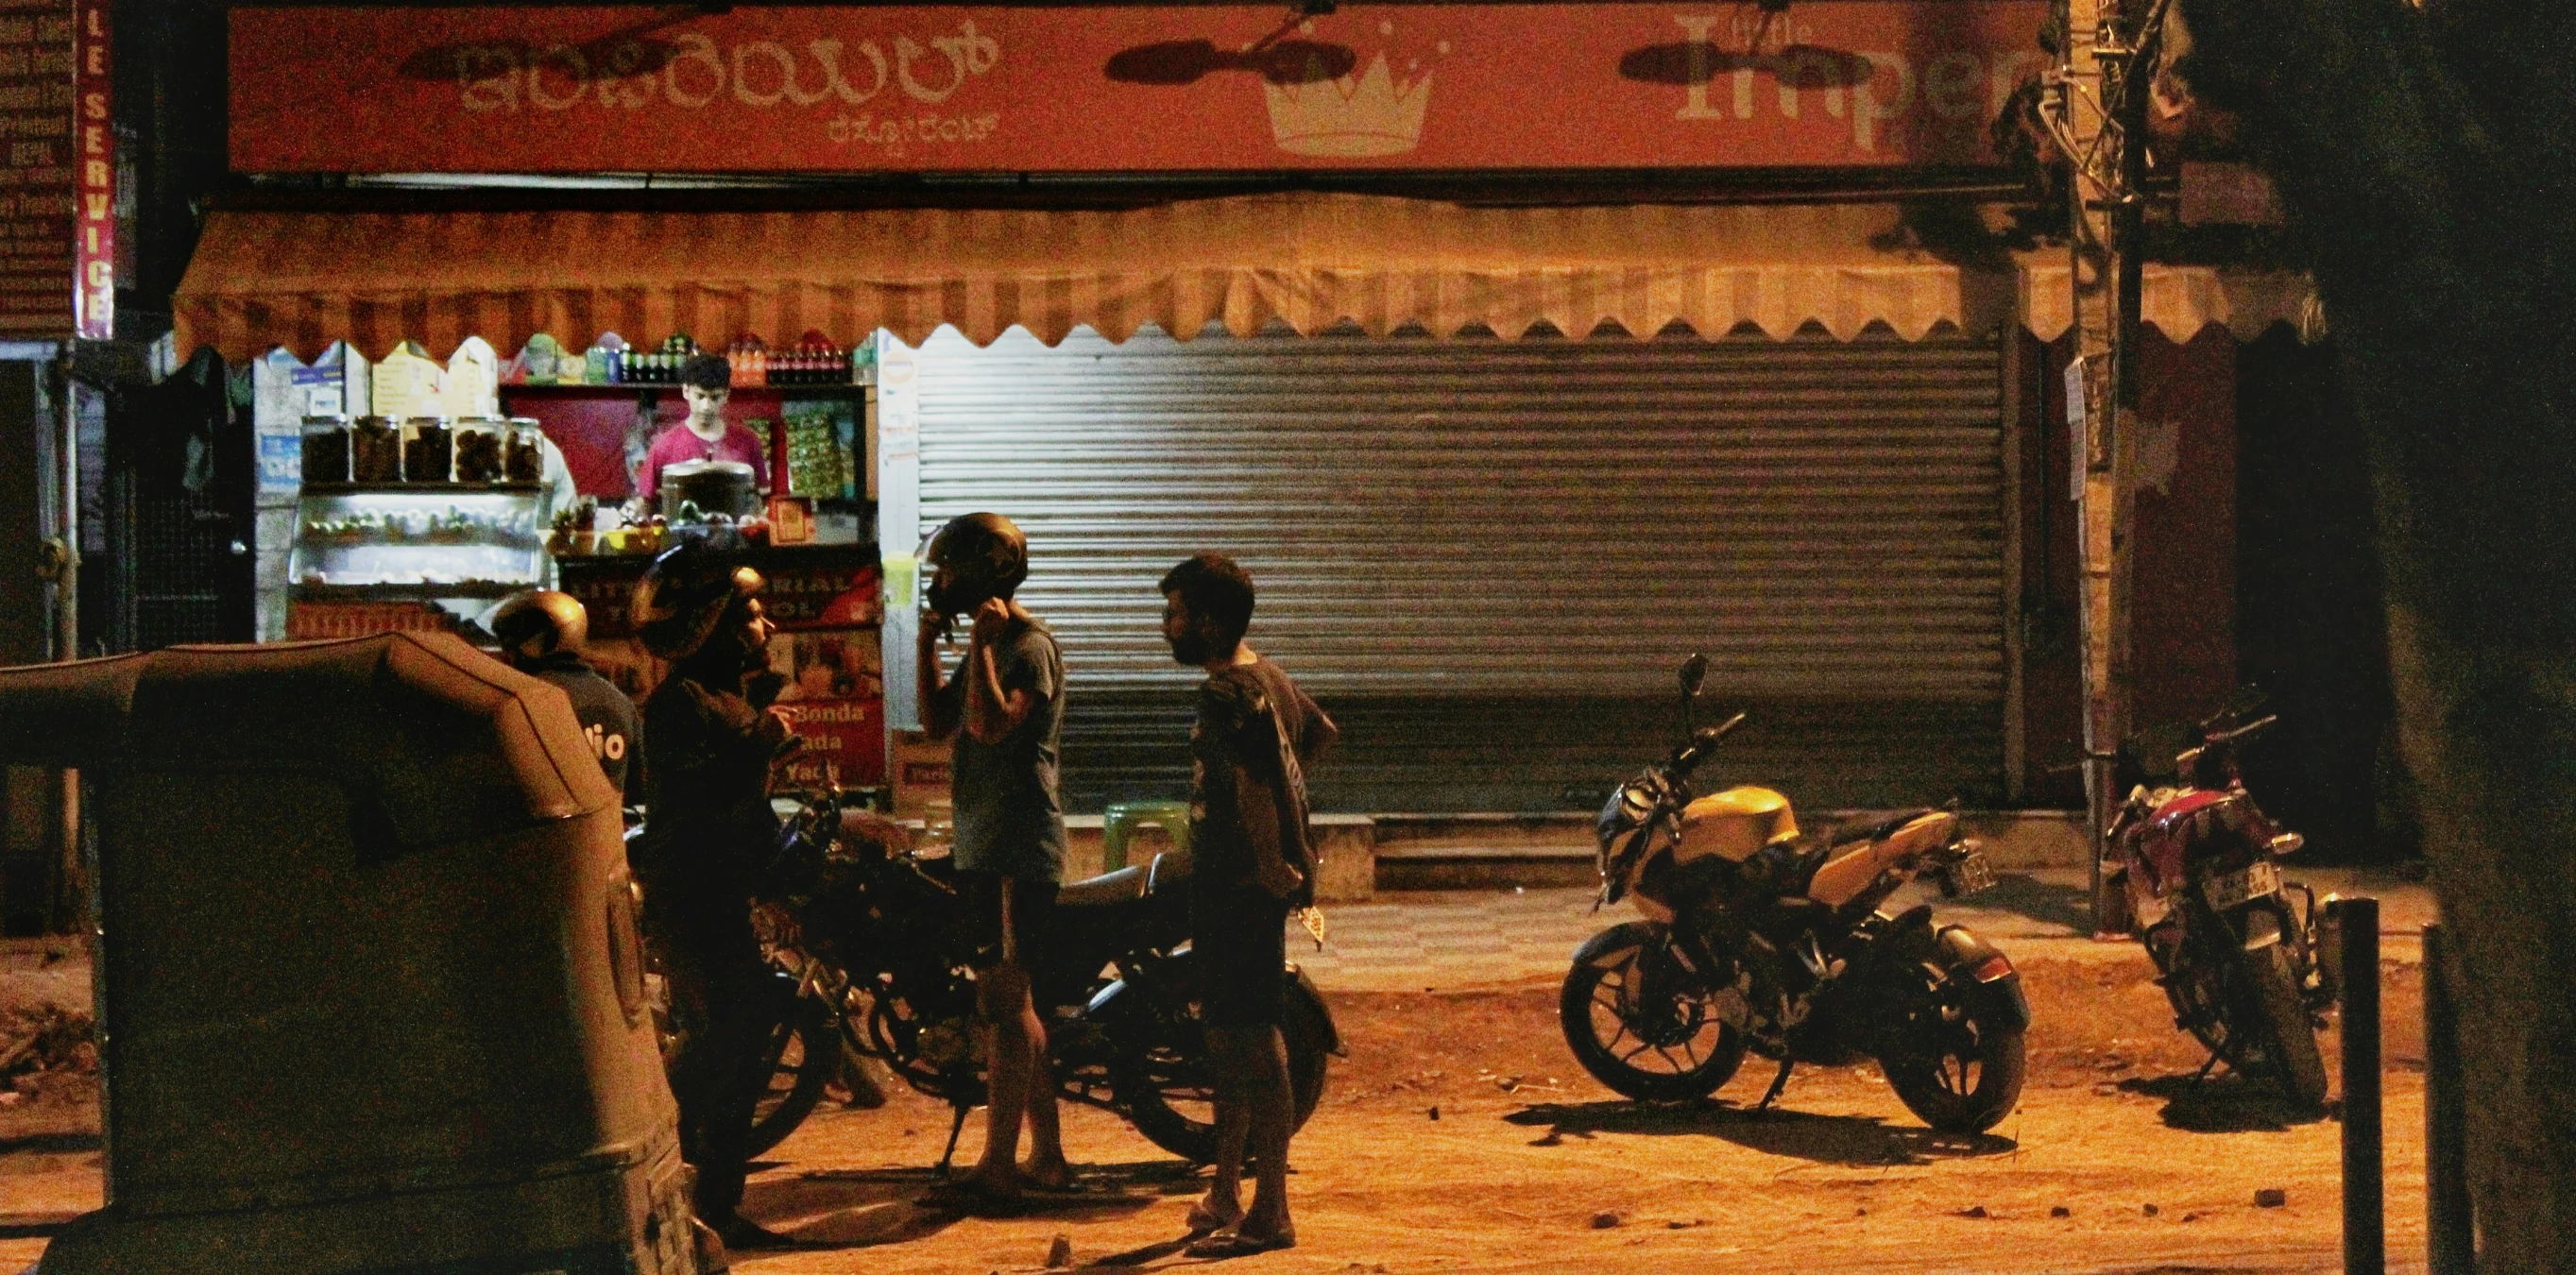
[455,20,1000,113]
[1663,13,2045,153]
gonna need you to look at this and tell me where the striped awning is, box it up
[173,194,2005,362]
[2018,259,2317,343]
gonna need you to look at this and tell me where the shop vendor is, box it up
[632,353,770,516]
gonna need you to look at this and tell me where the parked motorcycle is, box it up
[2106,688,2330,1109]
[746,785,1341,1165]
[1560,655,2030,1133]
[623,808,844,1164]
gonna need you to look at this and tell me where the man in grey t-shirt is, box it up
[915,512,1072,1208]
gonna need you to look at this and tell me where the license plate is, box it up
[2203,859,2281,910]
[1943,851,1997,896]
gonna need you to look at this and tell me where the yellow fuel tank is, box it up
[1677,786,1800,863]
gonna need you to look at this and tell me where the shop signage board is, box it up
[231,3,2047,174]
[558,549,887,785]
[0,0,108,338]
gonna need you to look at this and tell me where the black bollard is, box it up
[2331,896,2383,1275]
[2423,923,2473,1275]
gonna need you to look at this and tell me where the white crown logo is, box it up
[1262,54,1431,158]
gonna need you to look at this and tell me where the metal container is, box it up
[0,635,697,1275]
[657,459,758,520]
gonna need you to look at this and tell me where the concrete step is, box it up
[1002,809,2083,897]
[1374,843,1598,892]
[1368,809,2089,891]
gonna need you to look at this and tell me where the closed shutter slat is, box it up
[915,324,2005,812]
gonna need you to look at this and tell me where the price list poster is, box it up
[0,0,109,339]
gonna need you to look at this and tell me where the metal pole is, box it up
[48,348,81,934]
[2333,896,2383,1275]
[2049,0,2147,936]
[2423,923,2472,1274]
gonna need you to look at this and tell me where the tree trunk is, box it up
[2180,0,2576,1266]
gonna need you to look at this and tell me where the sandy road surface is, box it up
[716,942,2430,1275]
[0,941,2431,1275]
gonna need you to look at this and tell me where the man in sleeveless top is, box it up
[1160,552,1337,1256]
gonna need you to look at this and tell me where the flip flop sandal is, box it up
[1185,1229,1297,1259]
[1185,1201,1246,1234]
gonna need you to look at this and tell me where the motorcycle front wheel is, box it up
[1112,976,1332,1164]
[1882,963,2026,1134]
[742,989,841,1159]
[1559,922,1748,1102]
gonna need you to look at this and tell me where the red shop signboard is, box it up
[231,3,2047,175]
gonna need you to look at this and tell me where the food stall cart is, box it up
[283,415,555,639]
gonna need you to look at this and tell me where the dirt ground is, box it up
[0,942,2430,1274]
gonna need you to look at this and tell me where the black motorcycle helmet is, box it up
[489,589,589,665]
[633,528,762,660]
[921,511,1028,619]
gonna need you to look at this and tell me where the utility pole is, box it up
[2039,0,2165,932]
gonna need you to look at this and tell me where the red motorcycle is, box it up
[2105,689,2331,1109]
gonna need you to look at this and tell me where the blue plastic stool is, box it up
[1101,801,1192,872]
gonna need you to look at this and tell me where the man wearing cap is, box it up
[630,529,799,1250]
[634,354,770,510]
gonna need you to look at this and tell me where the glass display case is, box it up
[288,484,552,602]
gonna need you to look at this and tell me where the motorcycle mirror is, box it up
[1678,653,1709,733]
[2206,684,2269,729]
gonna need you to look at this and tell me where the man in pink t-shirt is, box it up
[634,354,769,506]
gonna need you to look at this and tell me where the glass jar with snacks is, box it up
[503,417,547,483]
[402,417,453,483]
[300,416,350,484]
[452,417,507,483]
[350,416,402,483]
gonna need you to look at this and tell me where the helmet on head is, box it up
[490,590,589,664]
[922,512,1029,618]
[632,528,761,659]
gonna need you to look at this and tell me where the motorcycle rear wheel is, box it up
[2239,943,2330,1112]
[1114,978,1333,1165]
[1559,922,1749,1102]
[1883,965,2026,1134]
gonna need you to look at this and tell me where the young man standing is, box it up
[632,354,770,514]
[1160,552,1337,1257]
[915,512,1072,1207]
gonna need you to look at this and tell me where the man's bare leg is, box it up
[1020,1038,1071,1189]
[1237,1025,1295,1243]
[1190,1028,1251,1232]
[966,961,1037,1194]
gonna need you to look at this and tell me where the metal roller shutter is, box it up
[914,322,2005,813]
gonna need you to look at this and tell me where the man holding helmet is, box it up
[488,589,640,801]
[630,529,799,1249]
[914,512,1072,1207]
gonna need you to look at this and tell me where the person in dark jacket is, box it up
[490,589,641,802]
[630,531,799,1250]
